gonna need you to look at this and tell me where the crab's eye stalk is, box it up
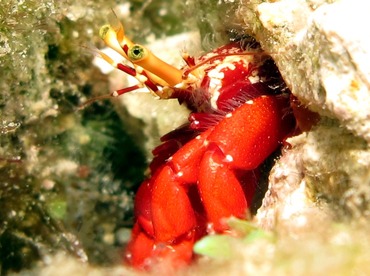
[128,45,148,62]
[98,21,183,87]
[126,44,183,86]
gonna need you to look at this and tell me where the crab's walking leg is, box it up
[125,132,211,268]
[198,150,257,232]
[150,165,197,242]
[198,95,294,231]
[149,130,215,240]
[126,177,196,269]
[126,222,196,269]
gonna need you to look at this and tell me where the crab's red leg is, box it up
[126,222,196,269]
[198,149,258,232]
[150,165,197,242]
[126,131,212,267]
[149,130,212,241]
[132,167,199,243]
[126,176,197,268]
[125,223,154,268]
[134,180,154,237]
[198,149,249,232]
[198,95,294,231]
[207,95,293,169]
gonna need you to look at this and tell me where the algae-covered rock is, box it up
[0,0,164,273]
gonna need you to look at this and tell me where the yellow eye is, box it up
[128,45,148,62]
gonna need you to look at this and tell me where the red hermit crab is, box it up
[94,20,295,269]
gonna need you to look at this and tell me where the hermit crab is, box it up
[93,20,296,269]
